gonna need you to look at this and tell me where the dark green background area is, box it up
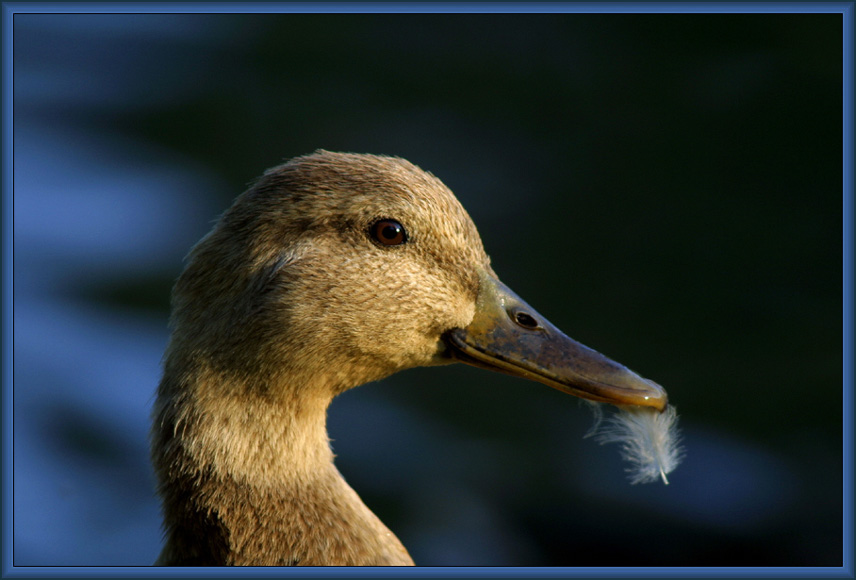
[15,12,843,567]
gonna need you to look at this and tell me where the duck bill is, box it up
[444,272,667,411]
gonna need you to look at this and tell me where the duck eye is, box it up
[370,219,408,246]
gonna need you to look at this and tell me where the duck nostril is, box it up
[513,311,539,330]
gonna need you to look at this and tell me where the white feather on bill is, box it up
[586,404,684,484]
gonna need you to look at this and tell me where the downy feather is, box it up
[589,404,684,484]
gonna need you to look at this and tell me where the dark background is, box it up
[12,12,843,567]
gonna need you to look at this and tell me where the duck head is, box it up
[168,150,666,410]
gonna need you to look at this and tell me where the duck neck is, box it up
[152,369,413,566]
[185,380,337,485]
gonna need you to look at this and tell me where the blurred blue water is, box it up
[13,125,217,564]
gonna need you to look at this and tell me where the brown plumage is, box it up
[151,150,668,566]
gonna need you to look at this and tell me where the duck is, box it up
[150,150,668,566]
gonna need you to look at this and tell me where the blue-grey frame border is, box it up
[0,1,852,578]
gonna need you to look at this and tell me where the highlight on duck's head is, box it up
[166,150,488,395]
[166,149,667,411]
